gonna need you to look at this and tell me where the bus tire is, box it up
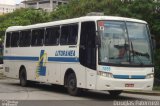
[67,73,80,96]
[19,68,27,87]
[108,90,122,97]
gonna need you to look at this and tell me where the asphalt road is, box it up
[0,78,160,106]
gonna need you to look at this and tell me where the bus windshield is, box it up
[98,21,152,66]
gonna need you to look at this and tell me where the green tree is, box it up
[0,8,51,41]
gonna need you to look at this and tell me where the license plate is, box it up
[125,84,134,87]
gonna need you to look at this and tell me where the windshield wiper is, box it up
[130,41,144,65]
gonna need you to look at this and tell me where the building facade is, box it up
[0,4,16,15]
[22,0,69,12]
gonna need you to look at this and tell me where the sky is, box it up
[0,0,24,5]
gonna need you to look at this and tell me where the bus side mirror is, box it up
[151,35,156,50]
[95,31,101,47]
[151,34,155,39]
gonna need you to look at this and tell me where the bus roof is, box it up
[6,16,147,32]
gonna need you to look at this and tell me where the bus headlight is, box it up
[145,73,154,79]
[97,71,113,78]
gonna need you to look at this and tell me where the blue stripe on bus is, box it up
[48,57,79,62]
[3,56,39,61]
[113,75,129,79]
[113,75,145,79]
[3,56,79,62]
[131,75,145,79]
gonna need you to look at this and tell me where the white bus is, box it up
[3,16,154,96]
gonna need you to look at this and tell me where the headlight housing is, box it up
[97,71,113,78]
[145,73,154,79]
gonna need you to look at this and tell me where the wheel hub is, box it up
[69,79,76,90]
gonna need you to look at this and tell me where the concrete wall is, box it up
[23,0,69,12]
[0,4,16,15]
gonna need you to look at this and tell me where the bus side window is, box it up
[60,25,69,45]
[60,23,78,45]
[6,32,11,47]
[11,31,20,47]
[31,28,45,46]
[80,21,96,70]
[67,24,78,45]
[45,26,60,46]
[19,30,31,47]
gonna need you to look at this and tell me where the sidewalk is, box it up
[0,73,5,79]
[124,90,160,96]
[0,68,5,79]
[0,64,3,74]
[0,70,2,73]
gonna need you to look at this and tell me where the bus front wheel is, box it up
[19,68,27,87]
[67,73,80,96]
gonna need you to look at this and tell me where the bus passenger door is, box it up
[80,22,97,89]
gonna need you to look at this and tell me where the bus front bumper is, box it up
[96,76,153,91]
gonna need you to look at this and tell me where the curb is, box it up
[0,68,3,74]
[123,90,160,96]
[0,72,5,79]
